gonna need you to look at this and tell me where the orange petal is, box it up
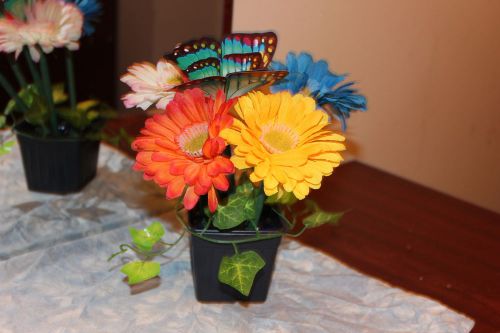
[207,156,234,176]
[166,176,185,199]
[198,166,213,188]
[212,174,229,191]
[183,186,200,210]
[169,159,191,176]
[154,169,175,185]
[194,182,209,196]
[184,163,200,185]
[208,186,218,213]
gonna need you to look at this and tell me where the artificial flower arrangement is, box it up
[0,0,122,193]
[112,32,367,301]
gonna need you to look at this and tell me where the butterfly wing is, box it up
[225,70,288,99]
[184,58,220,80]
[220,53,263,77]
[166,37,221,73]
[221,32,278,68]
[172,77,226,98]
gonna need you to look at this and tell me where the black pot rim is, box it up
[13,123,99,143]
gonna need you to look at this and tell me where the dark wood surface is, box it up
[107,116,500,333]
[304,162,500,333]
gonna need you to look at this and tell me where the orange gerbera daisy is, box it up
[132,88,235,212]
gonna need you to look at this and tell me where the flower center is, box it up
[177,122,209,157]
[260,123,299,154]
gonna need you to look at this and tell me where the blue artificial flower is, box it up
[67,0,102,37]
[270,52,367,131]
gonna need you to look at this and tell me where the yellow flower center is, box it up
[177,122,208,157]
[260,123,299,154]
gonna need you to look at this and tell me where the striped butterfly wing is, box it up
[184,58,220,81]
[220,53,263,77]
[166,37,221,75]
[221,32,278,68]
[172,77,226,98]
[224,70,288,99]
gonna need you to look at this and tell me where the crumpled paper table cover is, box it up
[0,144,170,260]
[0,223,474,333]
[0,143,475,332]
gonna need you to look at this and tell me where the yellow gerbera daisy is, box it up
[221,91,346,200]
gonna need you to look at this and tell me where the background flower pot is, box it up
[15,124,100,194]
[189,206,284,302]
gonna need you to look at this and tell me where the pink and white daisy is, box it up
[121,59,187,111]
[0,0,83,62]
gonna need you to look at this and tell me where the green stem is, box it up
[0,72,29,113]
[65,49,77,112]
[38,49,57,134]
[272,207,294,230]
[253,182,265,227]
[158,229,186,247]
[107,244,135,262]
[23,48,43,96]
[175,203,282,245]
[7,55,27,88]
[232,242,239,254]
[286,226,308,238]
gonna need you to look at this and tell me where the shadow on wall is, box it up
[115,0,228,109]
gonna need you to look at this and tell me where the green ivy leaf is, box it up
[236,181,254,195]
[303,201,344,228]
[0,115,5,128]
[213,180,260,230]
[120,261,160,285]
[213,193,250,230]
[129,222,165,252]
[218,250,265,296]
[243,198,256,221]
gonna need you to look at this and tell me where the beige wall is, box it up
[117,0,225,105]
[233,0,500,213]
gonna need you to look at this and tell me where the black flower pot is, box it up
[15,125,100,194]
[189,205,283,302]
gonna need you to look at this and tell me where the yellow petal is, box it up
[254,159,270,178]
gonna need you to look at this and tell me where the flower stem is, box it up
[253,183,265,228]
[38,49,57,134]
[232,242,239,254]
[65,49,77,112]
[23,48,43,97]
[0,72,29,113]
[7,55,27,88]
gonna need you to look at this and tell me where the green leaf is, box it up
[265,191,298,205]
[77,99,100,112]
[213,180,261,230]
[129,222,165,252]
[24,94,49,127]
[243,197,256,221]
[0,141,15,156]
[213,193,249,230]
[5,84,36,115]
[121,261,160,285]
[303,201,344,228]
[236,181,254,195]
[52,83,68,105]
[0,115,5,128]
[218,250,265,296]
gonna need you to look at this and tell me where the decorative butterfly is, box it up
[165,32,288,99]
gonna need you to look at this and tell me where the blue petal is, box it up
[67,0,102,36]
[296,52,313,73]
